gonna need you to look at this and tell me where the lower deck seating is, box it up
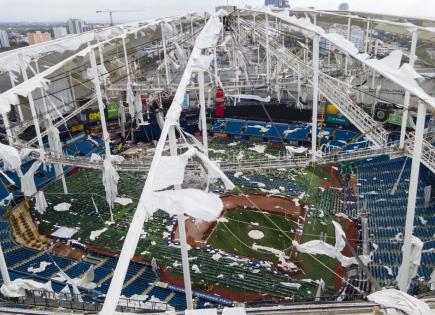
[356,156,435,288]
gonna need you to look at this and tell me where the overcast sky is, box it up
[1,0,434,23]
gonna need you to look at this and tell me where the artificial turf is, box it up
[32,139,345,299]
[207,209,298,262]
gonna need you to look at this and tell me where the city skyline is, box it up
[1,0,434,23]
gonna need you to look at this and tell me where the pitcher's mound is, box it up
[248,230,264,240]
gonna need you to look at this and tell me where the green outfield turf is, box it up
[31,139,346,299]
[207,209,298,262]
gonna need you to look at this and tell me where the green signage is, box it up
[388,111,414,129]
[107,102,118,120]
[325,114,349,126]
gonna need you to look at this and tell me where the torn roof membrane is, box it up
[257,8,435,109]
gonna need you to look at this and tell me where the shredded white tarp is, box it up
[28,261,52,273]
[194,149,234,190]
[21,161,41,196]
[222,307,246,315]
[396,236,423,292]
[126,81,135,117]
[174,42,187,65]
[60,284,71,296]
[265,9,435,109]
[134,92,143,119]
[186,309,217,315]
[90,227,108,241]
[286,146,308,154]
[293,220,362,267]
[429,269,435,290]
[195,15,222,50]
[227,95,271,103]
[152,148,195,191]
[90,153,102,162]
[53,202,71,212]
[47,126,62,155]
[0,16,181,114]
[114,197,133,206]
[280,282,302,289]
[0,143,21,171]
[0,73,50,114]
[73,266,96,289]
[47,126,64,181]
[0,278,53,298]
[249,144,266,154]
[367,289,431,315]
[51,226,79,238]
[102,155,124,208]
[34,191,48,214]
[147,189,223,221]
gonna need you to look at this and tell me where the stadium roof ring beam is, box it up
[0,5,433,314]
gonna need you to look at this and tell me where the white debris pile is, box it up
[396,236,423,291]
[53,202,71,212]
[147,189,223,222]
[249,144,266,154]
[114,197,133,206]
[367,289,431,315]
[280,282,301,289]
[1,279,53,298]
[50,226,79,239]
[192,264,201,274]
[27,261,52,274]
[292,220,368,267]
[90,227,108,241]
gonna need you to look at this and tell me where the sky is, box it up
[1,0,434,23]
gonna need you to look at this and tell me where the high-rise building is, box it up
[68,18,85,34]
[265,0,290,8]
[338,2,350,11]
[320,24,365,54]
[53,26,68,39]
[0,30,10,48]
[27,31,52,45]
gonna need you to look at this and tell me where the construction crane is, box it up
[96,9,147,26]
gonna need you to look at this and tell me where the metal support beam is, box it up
[398,101,427,292]
[168,127,194,310]
[213,47,218,86]
[100,119,172,314]
[19,54,44,150]
[161,23,171,86]
[89,47,111,158]
[1,113,12,145]
[35,60,68,195]
[400,30,418,149]
[8,71,24,122]
[68,72,78,110]
[345,17,351,74]
[198,71,208,156]
[0,244,10,286]
[265,14,270,84]
[364,19,370,54]
[122,37,131,83]
[311,34,319,161]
